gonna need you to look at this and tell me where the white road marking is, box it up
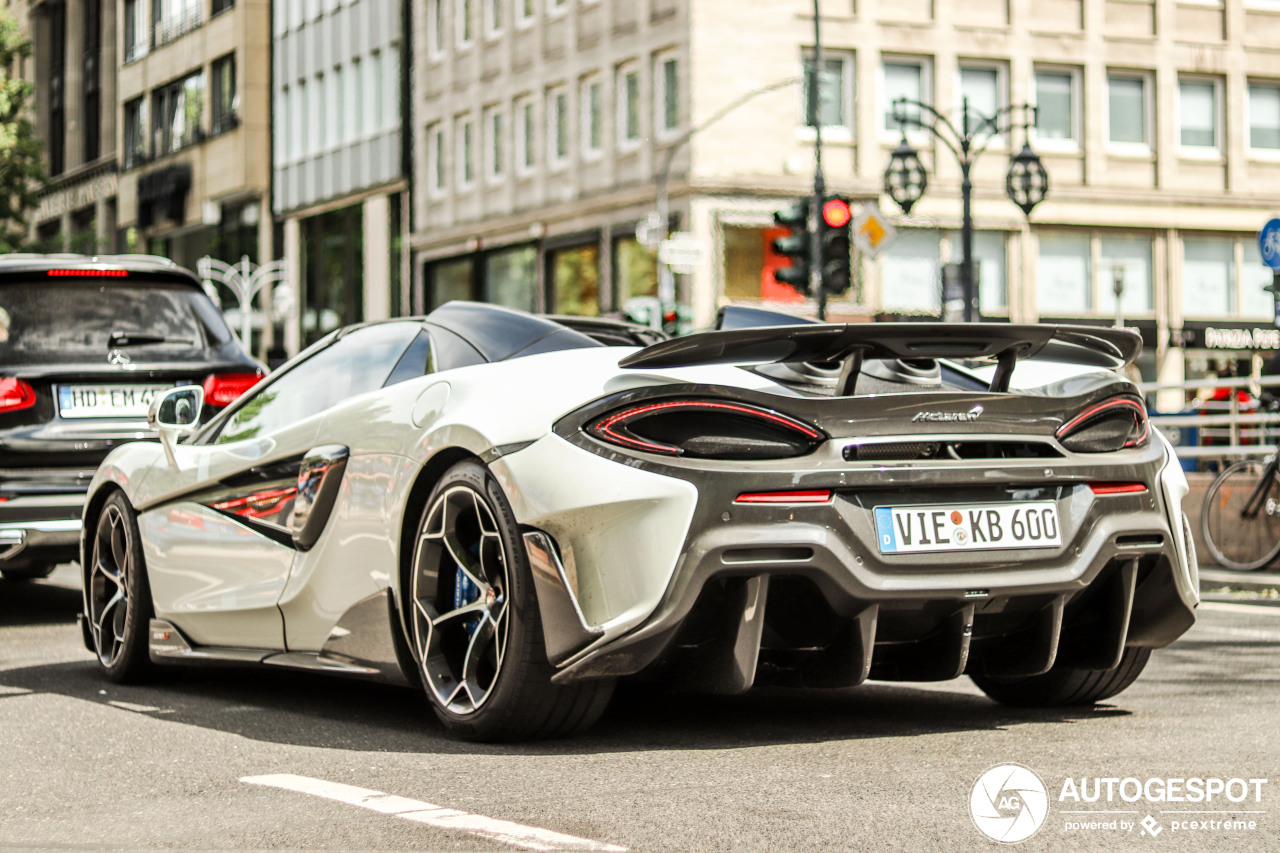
[241,774,627,852]
[1199,601,1280,617]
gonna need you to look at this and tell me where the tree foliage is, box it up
[0,13,45,253]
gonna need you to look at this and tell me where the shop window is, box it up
[550,243,600,316]
[723,225,804,303]
[614,237,658,308]
[1099,235,1153,315]
[486,245,537,312]
[1036,231,1091,314]
[429,257,475,310]
[1182,236,1234,316]
[947,231,1008,312]
[881,229,941,314]
[301,205,365,344]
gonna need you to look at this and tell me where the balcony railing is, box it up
[152,6,203,49]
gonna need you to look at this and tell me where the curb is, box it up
[1199,568,1280,593]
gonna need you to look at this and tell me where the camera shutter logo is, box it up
[970,764,1049,843]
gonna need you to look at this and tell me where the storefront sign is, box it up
[1202,326,1280,350]
[34,170,119,222]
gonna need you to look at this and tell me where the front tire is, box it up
[972,646,1151,707]
[407,460,613,741]
[85,491,156,683]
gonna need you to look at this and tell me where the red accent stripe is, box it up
[592,399,823,456]
[1057,397,1149,445]
[1089,482,1148,495]
[734,490,833,504]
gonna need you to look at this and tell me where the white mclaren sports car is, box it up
[79,302,1198,740]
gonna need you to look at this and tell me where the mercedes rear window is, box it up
[0,280,233,365]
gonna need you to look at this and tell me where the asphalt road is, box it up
[2,564,1279,853]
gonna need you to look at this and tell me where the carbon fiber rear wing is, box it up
[617,323,1141,394]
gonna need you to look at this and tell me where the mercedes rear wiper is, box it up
[108,330,197,348]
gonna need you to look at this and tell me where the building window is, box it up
[485,0,502,37]
[550,243,600,316]
[124,97,147,169]
[369,50,383,134]
[152,0,203,49]
[548,86,568,166]
[291,79,305,160]
[458,117,475,187]
[1099,235,1154,315]
[152,70,206,155]
[382,48,400,130]
[212,0,235,16]
[1179,78,1219,150]
[1107,74,1148,146]
[882,59,927,135]
[83,0,102,162]
[457,0,474,47]
[428,123,446,193]
[618,64,640,148]
[428,0,445,55]
[1183,236,1235,315]
[345,59,359,144]
[582,76,603,157]
[1243,238,1277,317]
[516,97,535,173]
[211,53,237,136]
[548,0,567,15]
[332,65,344,145]
[1034,69,1078,144]
[802,53,850,132]
[486,107,504,180]
[275,86,287,167]
[124,0,147,61]
[880,230,941,314]
[47,0,65,175]
[946,231,1008,312]
[517,0,535,26]
[958,64,1001,131]
[1036,231,1092,314]
[486,245,538,312]
[1248,82,1280,151]
[656,52,679,137]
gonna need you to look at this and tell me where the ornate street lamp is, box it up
[884,138,928,216]
[882,97,1048,322]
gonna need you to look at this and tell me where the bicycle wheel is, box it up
[1201,458,1280,571]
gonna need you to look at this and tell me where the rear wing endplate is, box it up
[618,323,1141,394]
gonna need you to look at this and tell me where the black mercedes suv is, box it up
[0,254,263,581]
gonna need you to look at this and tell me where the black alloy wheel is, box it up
[86,491,155,682]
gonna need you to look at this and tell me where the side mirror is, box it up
[148,385,205,433]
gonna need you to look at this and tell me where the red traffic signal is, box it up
[821,198,852,229]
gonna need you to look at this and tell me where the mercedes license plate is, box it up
[58,384,170,419]
[873,501,1061,554]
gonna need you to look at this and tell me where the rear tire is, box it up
[85,491,156,683]
[407,460,613,741]
[972,646,1151,707]
[1201,459,1280,571]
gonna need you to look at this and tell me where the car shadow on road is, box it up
[0,654,1128,758]
[1,568,1130,756]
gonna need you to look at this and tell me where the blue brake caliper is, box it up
[453,543,483,637]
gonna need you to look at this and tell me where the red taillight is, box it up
[734,490,833,504]
[46,269,128,277]
[1089,482,1148,495]
[589,399,824,457]
[202,371,263,407]
[0,378,36,413]
[1056,396,1149,452]
[211,486,298,519]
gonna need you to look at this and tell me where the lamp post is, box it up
[882,97,1049,322]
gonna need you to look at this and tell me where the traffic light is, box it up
[819,195,852,295]
[771,198,811,294]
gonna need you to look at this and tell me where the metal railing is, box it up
[1140,375,1280,460]
[152,6,203,49]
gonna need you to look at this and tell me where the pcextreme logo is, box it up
[970,764,1050,843]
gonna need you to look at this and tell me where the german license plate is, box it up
[873,501,1061,554]
[58,384,171,419]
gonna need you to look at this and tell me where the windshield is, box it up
[0,279,233,365]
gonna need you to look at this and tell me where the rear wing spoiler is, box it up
[618,323,1141,394]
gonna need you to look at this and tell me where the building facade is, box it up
[20,0,119,253]
[410,0,1280,404]
[114,0,272,299]
[272,0,407,354]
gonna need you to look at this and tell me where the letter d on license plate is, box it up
[874,501,1061,554]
